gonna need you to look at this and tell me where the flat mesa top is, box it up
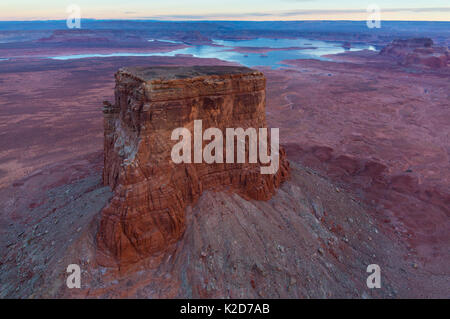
[120,66,259,81]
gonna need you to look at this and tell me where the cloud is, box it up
[278,7,450,16]
[147,12,273,20]
[139,7,450,20]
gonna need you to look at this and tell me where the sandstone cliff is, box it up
[98,66,290,265]
[380,38,449,68]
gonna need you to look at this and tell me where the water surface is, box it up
[49,37,376,68]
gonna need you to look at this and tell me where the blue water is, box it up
[49,37,376,68]
[213,38,359,49]
[148,39,184,44]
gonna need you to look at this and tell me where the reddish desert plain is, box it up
[0,21,449,298]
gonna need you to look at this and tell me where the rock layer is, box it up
[98,66,290,264]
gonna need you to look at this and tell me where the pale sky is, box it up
[1,0,449,21]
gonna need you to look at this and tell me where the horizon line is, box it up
[1,19,450,22]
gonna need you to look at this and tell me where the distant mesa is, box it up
[179,31,211,45]
[342,42,351,50]
[37,29,112,43]
[380,38,449,69]
[389,38,434,48]
[98,66,290,265]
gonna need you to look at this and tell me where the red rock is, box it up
[380,38,449,68]
[97,66,290,265]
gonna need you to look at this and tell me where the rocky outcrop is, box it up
[380,38,449,68]
[98,66,290,265]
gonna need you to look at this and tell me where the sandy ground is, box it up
[0,52,449,298]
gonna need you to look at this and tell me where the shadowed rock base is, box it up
[97,66,290,265]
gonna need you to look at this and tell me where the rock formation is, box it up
[98,66,290,265]
[380,38,449,68]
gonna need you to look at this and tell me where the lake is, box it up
[49,37,376,68]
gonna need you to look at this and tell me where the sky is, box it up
[1,0,449,21]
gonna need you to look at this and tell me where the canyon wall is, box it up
[380,38,449,68]
[98,66,290,265]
